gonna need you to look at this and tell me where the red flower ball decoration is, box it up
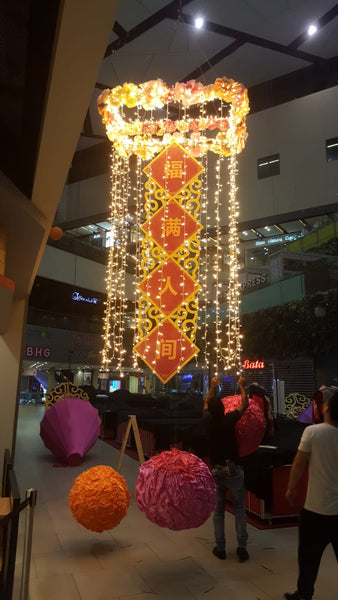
[135,448,216,530]
[69,465,130,532]
[222,395,266,457]
[49,226,63,241]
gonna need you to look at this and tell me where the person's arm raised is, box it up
[203,375,219,411]
[237,376,249,415]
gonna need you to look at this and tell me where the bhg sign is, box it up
[25,346,51,359]
[25,324,102,364]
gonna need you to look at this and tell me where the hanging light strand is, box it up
[222,105,242,374]
[132,153,143,369]
[101,149,120,372]
[101,150,130,376]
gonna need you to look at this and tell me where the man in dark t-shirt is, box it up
[203,375,249,562]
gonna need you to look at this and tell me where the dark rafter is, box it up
[175,12,326,65]
[182,39,244,82]
[104,0,194,57]
[112,20,129,44]
[288,4,338,49]
[83,110,92,137]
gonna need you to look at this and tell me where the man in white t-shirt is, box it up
[284,390,338,600]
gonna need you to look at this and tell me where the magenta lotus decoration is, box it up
[40,397,101,466]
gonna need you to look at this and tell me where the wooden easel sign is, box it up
[116,415,145,472]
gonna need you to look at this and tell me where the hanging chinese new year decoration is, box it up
[98,77,249,381]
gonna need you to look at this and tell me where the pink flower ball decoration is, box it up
[135,448,216,530]
[221,395,266,457]
[69,465,131,532]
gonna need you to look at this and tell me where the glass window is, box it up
[257,153,280,179]
[326,137,338,162]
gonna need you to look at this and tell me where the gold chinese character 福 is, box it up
[164,160,183,179]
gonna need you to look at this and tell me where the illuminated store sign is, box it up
[255,234,298,247]
[242,273,267,289]
[72,291,99,304]
[243,359,265,369]
[25,346,51,359]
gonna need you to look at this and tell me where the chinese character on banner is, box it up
[164,159,183,179]
[134,320,198,384]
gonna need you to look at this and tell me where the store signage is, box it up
[73,333,98,348]
[243,359,265,369]
[242,273,267,289]
[72,291,99,304]
[25,346,51,359]
[255,234,298,247]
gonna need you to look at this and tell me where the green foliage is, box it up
[240,289,338,360]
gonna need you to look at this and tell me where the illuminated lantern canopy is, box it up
[97,78,249,379]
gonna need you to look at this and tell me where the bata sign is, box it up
[243,359,265,369]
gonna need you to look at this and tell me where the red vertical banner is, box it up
[134,142,204,383]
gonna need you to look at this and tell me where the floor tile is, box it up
[73,566,151,599]
[28,574,82,600]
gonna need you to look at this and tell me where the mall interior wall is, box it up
[38,245,134,298]
[238,86,338,222]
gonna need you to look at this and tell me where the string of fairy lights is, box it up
[98,78,249,379]
[221,106,243,373]
[101,150,129,376]
[132,153,144,369]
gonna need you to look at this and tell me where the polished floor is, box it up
[12,405,337,600]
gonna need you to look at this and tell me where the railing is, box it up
[0,450,37,600]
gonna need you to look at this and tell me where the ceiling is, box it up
[2,1,337,198]
[73,0,338,170]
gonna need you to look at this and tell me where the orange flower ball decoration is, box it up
[49,226,63,241]
[69,465,131,532]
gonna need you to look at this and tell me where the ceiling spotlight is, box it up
[308,24,318,36]
[195,17,204,29]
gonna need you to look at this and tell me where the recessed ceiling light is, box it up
[308,24,318,36]
[195,17,204,29]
